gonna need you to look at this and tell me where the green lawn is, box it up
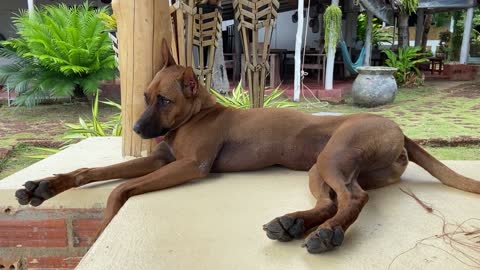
[300,82,480,141]
[299,81,480,160]
[0,102,117,179]
[424,146,480,160]
[0,145,58,179]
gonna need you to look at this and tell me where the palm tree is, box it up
[393,0,419,48]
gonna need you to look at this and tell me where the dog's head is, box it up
[133,39,214,139]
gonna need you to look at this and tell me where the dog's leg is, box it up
[15,142,174,206]
[263,164,337,241]
[304,156,368,253]
[95,159,209,238]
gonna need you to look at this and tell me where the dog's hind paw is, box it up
[304,226,344,253]
[263,216,305,242]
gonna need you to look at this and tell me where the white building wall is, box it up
[222,10,323,51]
[0,0,109,39]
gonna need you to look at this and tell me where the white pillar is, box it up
[449,16,454,33]
[364,10,373,66]
[414,9,424,47]
[27,0,35,16]
[460,7,474,65]
[325,0,339,90]
[293,0,304,101]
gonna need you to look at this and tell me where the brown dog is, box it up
[15,40,480,253]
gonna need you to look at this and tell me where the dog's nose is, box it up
[133,122,142,134]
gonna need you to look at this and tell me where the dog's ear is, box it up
[182,67,198,98]
[161,38,176,68]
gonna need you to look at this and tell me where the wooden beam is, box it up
[112,0,172,157]
[233,19,242,82]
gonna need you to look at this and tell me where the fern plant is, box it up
[383,46,429,86]
[210,84,297,109]
[0,3,117,106]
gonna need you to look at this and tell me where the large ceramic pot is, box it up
[352,67,397,107]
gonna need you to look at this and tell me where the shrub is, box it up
[383,46,429,87]
[63,89,121,144]
[0,2,117,106]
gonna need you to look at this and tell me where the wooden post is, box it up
[364,10,373,66]
[460,7,474,64]
[325,0,339,90]
[233,19,242,82]
[293,0,304,102]
[112,0,172,157]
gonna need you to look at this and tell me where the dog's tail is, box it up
[404,136,480,194]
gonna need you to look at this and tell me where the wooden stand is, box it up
[170,0,222,89]
[112,0,172,157]
[234,0,279,108]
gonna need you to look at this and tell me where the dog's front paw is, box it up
[15,174,71,206]
[304,226,344,253]
[15,180,55,206]
[263,216,305,242]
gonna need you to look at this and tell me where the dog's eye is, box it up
[157,95,172,106]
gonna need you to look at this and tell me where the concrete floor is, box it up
[1,137,480,269]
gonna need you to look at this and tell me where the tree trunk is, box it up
[421,14,432,52]
[73,85,88,102]
[212,36,230,93]
[397,13,409,48]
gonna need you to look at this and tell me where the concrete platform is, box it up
[0,137,127,209]
[1,138,479,269]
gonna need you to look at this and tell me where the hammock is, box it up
[340,41,366,74]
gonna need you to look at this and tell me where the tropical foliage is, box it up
[63,90,122,144]
[357,13,393,46]
[0,3,117,106]
[98,11,117,30]
[400,0,419,15]
[210,84,297,109]
[383,46,429,86]
[26,147,60,159]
